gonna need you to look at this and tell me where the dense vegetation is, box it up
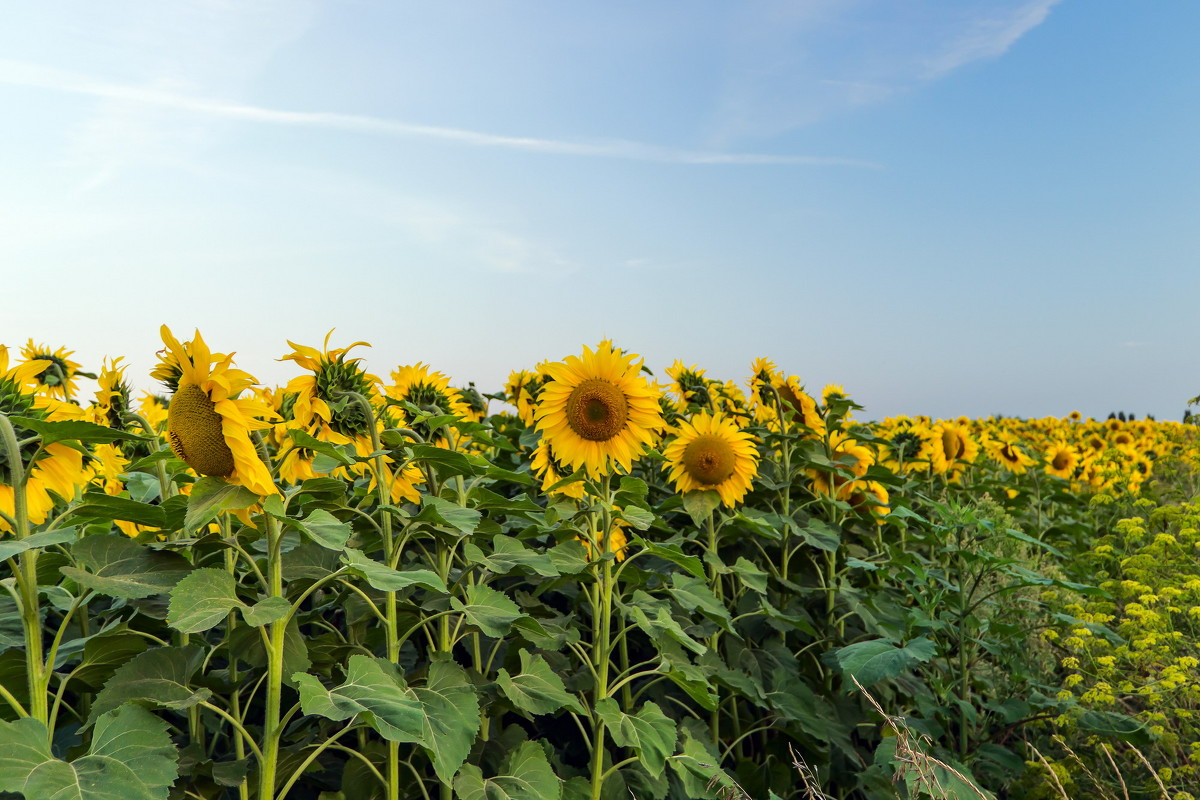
[1,333,1197,800]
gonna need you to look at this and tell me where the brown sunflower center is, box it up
[1052,451,1072,471]
[942,430,965,460]
[565,379,629,441]
[682,434,737,485]
[168,383,236,477]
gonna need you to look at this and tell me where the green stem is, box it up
[589,476,615,800]
[258,512,287,800]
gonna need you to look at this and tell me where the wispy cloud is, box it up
[710,0,1061,143]
[0,58,876,168]
[921,0,1061,78]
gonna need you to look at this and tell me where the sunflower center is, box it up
[167,383,236,477]
[565,379,629,442]
[682,434,737,485]
[942,430,964,459]
[1052,451,1072,471]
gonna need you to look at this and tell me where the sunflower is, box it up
[747,357,780,423]
[665,361,714,413]
[772,375,825,437]
[988,435,1036,475]
[663,412,758,508]
[157,326,278,496]
[531,440,585,500]
[88,357,135,430]
[929,422,979,476]
[576,516,629,562]
[20,340,83,400]
[1043,441,1079,480]
[280,332,380,440]
[807,431,874,497]
[504,370,545,427]
[535,342,664,479]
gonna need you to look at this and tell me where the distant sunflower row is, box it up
[2,332,1193,536]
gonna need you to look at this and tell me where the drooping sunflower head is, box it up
[387,363,472,421]
[91,357,135,430]
[714,380,753,425]
[458,382,488,422]
[20,341,84,400]
[665,360,714,412]
[772,375,825,437]
[281,332,381,439]
[531,439,585,499]
[0,346,52,486]
[158,326,278,496]
[535,342,664,479]
[504,370,546,427]
[747,357,781,420]
[663,411,758,508]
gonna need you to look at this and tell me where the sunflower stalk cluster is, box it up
[0,332,1197,800]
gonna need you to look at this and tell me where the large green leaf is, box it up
[682,490,720,528]
[594,699,677,777]
[496,650,585,715]
[183,478,261,532]
[628,535,704,578]
[1076,710,1156,746]
[70,631,149,689]
[287,508,351,551]
[89,646,210,724]
[8,417,149,446]
[451,584,525,637]
[68,495,168,529]
[454,740,561,800]
[62,536,191,599]
[463,535,559,578]
[412,659,481,785]
[341,549,448,594]
[0,705,178,799]
[0,528,76,561]
[167,568,246,634]
[624,591,706,656]
[414,496,481,535]
[293,655,425,743]
[834,637,937,688]
[668,574,733,630]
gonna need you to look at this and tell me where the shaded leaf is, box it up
[62,536,191,600]
[454,740,560,800]
[496,650,585,715]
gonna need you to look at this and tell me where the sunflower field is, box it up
[1,331,1198,800]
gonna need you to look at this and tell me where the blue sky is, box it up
[2,0,1197,421]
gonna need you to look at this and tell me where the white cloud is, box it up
[0,59,877,169]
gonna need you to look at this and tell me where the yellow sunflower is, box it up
[663,412,758,508]
[88,357,135,430]
[929,422,979,476]
[576,515,629,562]
[280,332,380,440]
[747,357,781,423]
[531,440,585,500]
[665,361,714,413]
[20,340,83,400]
[772,375,825,437]
[535,342,664,479]
[157,326,278,496]
[808,431,874,497]
[988,435,1036,475]
[1043,441,1079,480]
[504,370,545,427]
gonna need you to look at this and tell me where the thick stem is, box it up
[589,477,615,800]
[258,513,287,800]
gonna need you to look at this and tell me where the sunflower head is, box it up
[663,412,758,508]
[158,326,278,496]
[91,357,135,430]
[535,342,664,479]
[281,332,380,439]
[773,376,825,436]
[505,370,546,427]
[20,341,84,400]
[666,361,713,412]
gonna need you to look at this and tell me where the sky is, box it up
[1,0,1198,422]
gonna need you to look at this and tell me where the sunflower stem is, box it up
[0,413,49,730]
[588,474,616,800]
[258,511,288,800]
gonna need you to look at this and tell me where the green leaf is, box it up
[731,557,768,594]
[1076,710,1156,746]
[463,535,559,578]
[594,699,677,778]
[454,740,561,800]
[668,574,733,630]
[629,535,704,578]
[90,646,211,723]
[71,632,149,689]
[414,496,481,535]
[2,705,178,800]
[496,650,585,715]
[619,505,655,531]
[835,637,937,688]
[8,416,149,446]
[62,536,191,599]
[670,723,733,799]
[167,568,246,634]
[293,655,425,743]
[451,584,524,637]
[288,429,357,467]
[183,478,261,532]
[682,491,721,528]
[408,444,480,479]
[547,540,590,575]
[624,592,706,656]
[413,660,482,784]
[0,527,76,561]
[242,596,291,627]
[341,549,448,594]
[288,508,351,551]
[797,519,840,552]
